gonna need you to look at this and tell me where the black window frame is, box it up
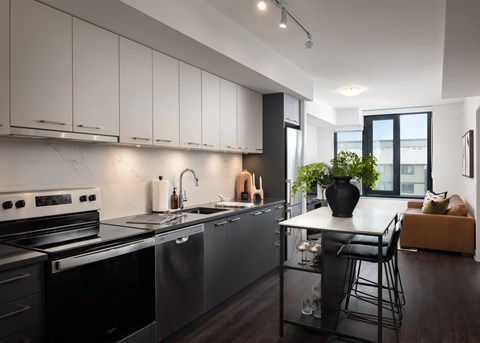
[363,112,432,198]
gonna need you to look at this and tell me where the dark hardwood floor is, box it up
[164,250,480,343]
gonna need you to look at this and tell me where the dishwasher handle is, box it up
[156,224,204,244]
[176,236,189,244]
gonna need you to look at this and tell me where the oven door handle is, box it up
[51,237,155,273]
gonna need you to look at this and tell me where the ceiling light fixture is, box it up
[339,86,365,97]
[257,1,267,11]
[261,0,313,49]
[305,33,313,49]
[279,7,287,28]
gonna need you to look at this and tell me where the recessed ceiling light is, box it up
[339,86,364,97]
[257,1,267,11]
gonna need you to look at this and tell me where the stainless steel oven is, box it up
[0,188,156,343]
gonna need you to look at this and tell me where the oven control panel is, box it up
[0,188,101,221]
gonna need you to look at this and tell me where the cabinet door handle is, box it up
[77,124,102,130]
[276,205,285,210]
[255,148,263,152]
[187,142,200,146]
[215,221,228,227]
[275,217,285,222]
[156,139,173,143]
[227,145,238,149]
[0,273,30,285]
[38,119,67,126]
[132,137,150,141]
[252,211,263,216]
[238,146,248,150]
[0,305,31,321]
[275,230,280,234]
[203,144,214,147]
[263,209,272,213]
[229,217,241,223]
[275,242,281,247]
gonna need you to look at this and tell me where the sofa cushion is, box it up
[422,190,448,208]
[421,198,450,214]
[445,194,469,216]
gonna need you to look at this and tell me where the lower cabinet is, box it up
[0,262,45,342]
[204,204,282,311]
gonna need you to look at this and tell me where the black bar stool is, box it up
[337,217,404,330]
[347,227,405,307]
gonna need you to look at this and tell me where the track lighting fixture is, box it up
[279,7,287,28]
[257,0,313,49]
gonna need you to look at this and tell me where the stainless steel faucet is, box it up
[179,168,199,209]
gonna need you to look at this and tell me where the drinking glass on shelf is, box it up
[301,298,313,315]
[308,242,321,267]
[312,280,322,318]
[296,241,309,265]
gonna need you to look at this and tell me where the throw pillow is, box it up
[421,198,450,214]
[422,190,448,208]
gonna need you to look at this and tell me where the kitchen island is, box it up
[279,207,397,343]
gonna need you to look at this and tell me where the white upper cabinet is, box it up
[153,51,179,147]
[237,86,251,152]
[0,0,9,135]
[119,37,153,145]
[11,0,72,131]
[284,94,300,126]
[201,71,220,150]
[220,79,238,152]
[73,18,119,136]
[179,62,202,149]
[250,91,263,153]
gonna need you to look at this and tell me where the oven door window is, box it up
[49,247,155,343]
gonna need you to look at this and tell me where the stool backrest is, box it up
[384,215,404,261]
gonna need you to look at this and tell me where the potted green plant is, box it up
[327,150,380,217]
[291,162,332,200]
[291,151,380,217]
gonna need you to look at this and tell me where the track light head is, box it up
[305,33,313,49]
[279,7,287,28]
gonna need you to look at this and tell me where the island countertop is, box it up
[279,207,397,236]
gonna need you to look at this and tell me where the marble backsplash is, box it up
[0,137,242,219]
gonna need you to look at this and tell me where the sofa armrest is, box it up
[407,201,423,209]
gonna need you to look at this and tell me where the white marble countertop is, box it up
[279,207,396,236]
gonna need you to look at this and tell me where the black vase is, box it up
[325,176,360,217]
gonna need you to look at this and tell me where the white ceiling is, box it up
[205,0,473,109]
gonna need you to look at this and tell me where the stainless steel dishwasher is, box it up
[155,224,205,341]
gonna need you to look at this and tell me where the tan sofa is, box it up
[400,194,475,254]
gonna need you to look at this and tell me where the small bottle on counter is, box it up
[170,187,179,209]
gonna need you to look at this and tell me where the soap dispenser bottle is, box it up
[170,187,179,210]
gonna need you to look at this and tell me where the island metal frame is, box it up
[279,207,398,343]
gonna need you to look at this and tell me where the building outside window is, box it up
[334,112,432,198]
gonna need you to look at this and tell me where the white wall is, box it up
[0,138,242,220]
[461,96,480,261]
[431,103,465,195]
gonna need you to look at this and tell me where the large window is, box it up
[334,112,432,198]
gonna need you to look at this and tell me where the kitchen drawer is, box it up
[0,293,44,339]
[0,323,44,343]
[0,264,44,305]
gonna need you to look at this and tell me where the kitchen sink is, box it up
[180,207,229,215]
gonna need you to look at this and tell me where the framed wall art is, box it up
[462,130,474,178]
